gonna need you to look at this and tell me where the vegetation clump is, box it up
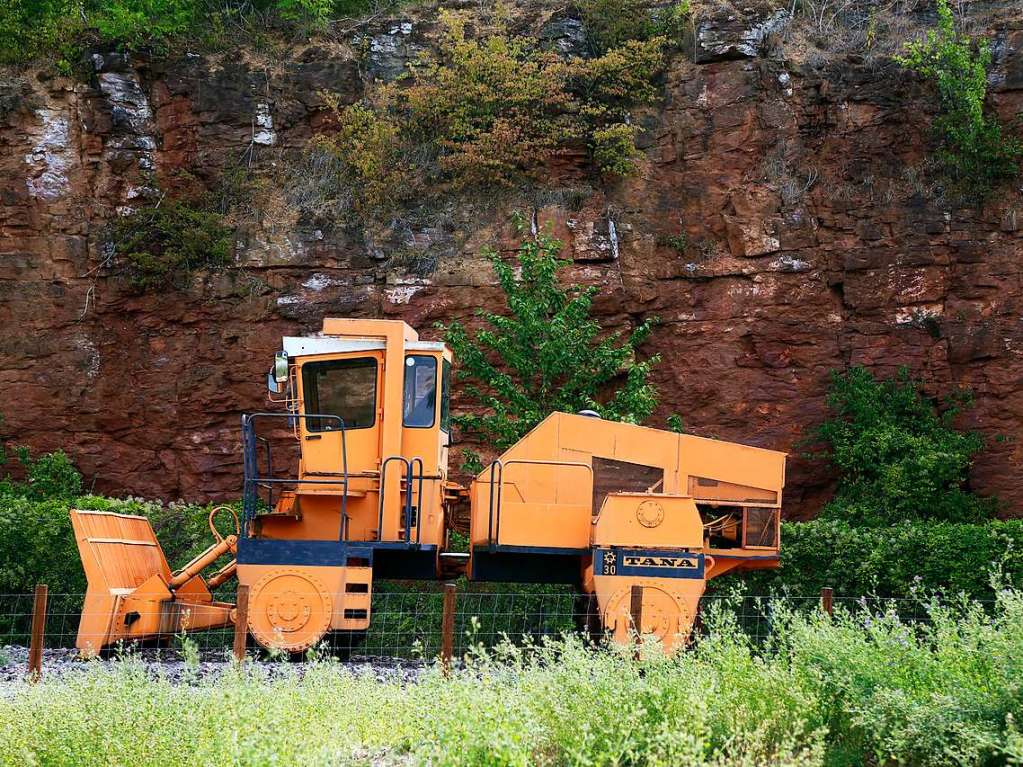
[897,0,1022,197]
[310,14,665,226]
[0,446,236,597]
[442,218,660,464]
[591,122,641,177]
[0,0,380,66]
[576,0,656,55]
[110,199,234,291]
[813,366,993,526]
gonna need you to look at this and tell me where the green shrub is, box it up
[0,450,235,597]
[723,518,1023,600]
[591,122,640,176]
[442,219,660,461]
[896,0,1022,197]
[312,17,666,224]
[577,0,655,55]
[110,200,233,291]
[0,0,381,65]
[813,366,993,526]
[1,447,82,500]
[0,0,84,66]
[92,0,201,49]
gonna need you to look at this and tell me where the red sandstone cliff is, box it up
[1,2,1021,517]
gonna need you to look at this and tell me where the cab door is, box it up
[298,354,383,482]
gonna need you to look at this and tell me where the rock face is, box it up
[1,7,1022,519]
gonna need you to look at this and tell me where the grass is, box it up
[2,589,1022,766]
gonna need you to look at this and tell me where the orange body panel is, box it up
[71,510,234,655]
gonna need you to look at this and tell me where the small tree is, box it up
[896,0,1021,197]
[814,366,994,526]
[442,218,661,468]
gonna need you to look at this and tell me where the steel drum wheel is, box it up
[247,569,333,654]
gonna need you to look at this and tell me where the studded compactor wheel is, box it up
[602,584,690,648]
[248,570,334,653]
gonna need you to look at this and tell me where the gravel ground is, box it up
[0,644,428,689]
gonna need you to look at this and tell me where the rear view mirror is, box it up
[273,351,289,383]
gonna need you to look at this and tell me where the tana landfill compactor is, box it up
[70,318,785,655]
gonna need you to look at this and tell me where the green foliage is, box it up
[111,200,233,291]
[730,518,1023,600]
[577,0,655,55]
[0,449,234,598]
[591,122,640,177]
[11,448,82,500]
[0,0,84,67]
[312,16,666,224]
[658,232,687,254]
[0,0,383,65]
[5,591,1023,765]
[658,0,692,45]
[92,0,201,48]
[813,366,993,526]
[442,220,660,453]
[275,0,332,26]
[896,0,1021,197]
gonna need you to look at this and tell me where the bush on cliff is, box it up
[310,14,665,224]
[896,0,1022,198]
[109,199,234,291]
[812,366,994,526]
[0,0,378,66]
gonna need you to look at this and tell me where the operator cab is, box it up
[242,320,453,570]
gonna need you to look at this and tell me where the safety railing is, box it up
[241,412,350,540]
[482,459,595,549]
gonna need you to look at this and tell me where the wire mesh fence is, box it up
[0,586,998,675]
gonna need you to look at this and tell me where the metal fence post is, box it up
[821,586,834,617]
[630,585,644,659]
[233,584,250,661]
[28,584,48,681]
[441,582,456,674]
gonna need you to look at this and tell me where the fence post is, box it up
[233,584,250,662]
[630,585,644,659]
[27,584,48,681]
[441,582,456,675]
[820,586,833,617]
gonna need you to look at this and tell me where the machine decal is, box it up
[594,548,705,579]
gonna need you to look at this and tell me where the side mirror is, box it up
[273,351,289,384]
[267,372,281,394]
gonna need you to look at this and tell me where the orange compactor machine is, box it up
[71,318,784,655]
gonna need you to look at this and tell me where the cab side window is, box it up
[403,355,437,428]
[440,359,451,432]
[302,358,378,431]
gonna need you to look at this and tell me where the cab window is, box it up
[440,359,451,432]
[403,355,437,428]
[302,358,377,431]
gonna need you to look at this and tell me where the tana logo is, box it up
[622,554,700,570]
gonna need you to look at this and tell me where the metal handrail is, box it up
[377,456,427,546]
[241,412,349,540]
[410,457,424,546]
[378,456,410,543]
[484,459,594,549]
[486,460,503,550]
